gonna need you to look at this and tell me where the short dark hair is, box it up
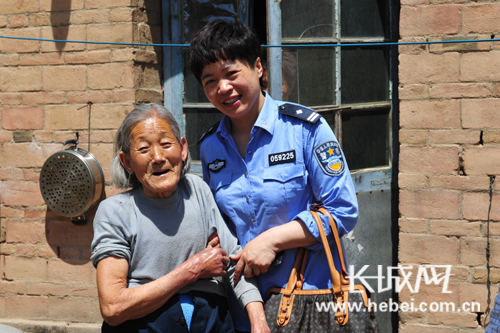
[188,19,262,82]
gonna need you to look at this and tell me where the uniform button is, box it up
[248,151,252,154]
[180,318,186,325]
[250,219,254,224]
[245,172,248,177]
[246,196,250,202]
[280,105,285,110]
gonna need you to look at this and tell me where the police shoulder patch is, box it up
[198,121,221,145]
[314,140,345,176]
[278,103,321,124]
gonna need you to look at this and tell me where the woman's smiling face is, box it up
[200,57,264,122]
[119,116,188,198]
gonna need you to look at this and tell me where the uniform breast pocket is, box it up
[209,172,236,218]
[263,164,307,215]
[209,171,232,192]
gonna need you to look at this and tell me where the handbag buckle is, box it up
[309,202,322,211]
[277,293,294,327]
[279,292,293,311]
[335,288,349,326]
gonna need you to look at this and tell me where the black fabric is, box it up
[102,291,235,333]
[198,121,221,144]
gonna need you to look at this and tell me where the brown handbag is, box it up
[264,204,380,332]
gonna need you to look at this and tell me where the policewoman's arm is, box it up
[232,115,358,283]
[297,116,358,246]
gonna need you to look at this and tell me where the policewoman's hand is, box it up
[232,232,278,284]
[232,219,319,284]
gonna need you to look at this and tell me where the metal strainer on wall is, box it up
[40,139,104,223]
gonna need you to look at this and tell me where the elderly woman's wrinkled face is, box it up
[119,116,188,198]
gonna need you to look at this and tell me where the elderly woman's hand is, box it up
[187,247,230,279]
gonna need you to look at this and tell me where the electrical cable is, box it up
[1,34,500,48]
[483,175,496,328]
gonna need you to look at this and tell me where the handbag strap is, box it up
[273,207,350,327]
[309,206,349,288]
[276,247,307,326]
[309,209,341,289]
[317,207,349,284]
[310,206,352,326]
[282,247,305,296]
[296,248,309,290]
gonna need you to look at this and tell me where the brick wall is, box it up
[0,0,162,331]
[3,0,500,332]
[399,1,500,331]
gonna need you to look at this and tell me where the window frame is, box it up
[163,0,250,174]
[267,0,394,175]
[163,0,394,177]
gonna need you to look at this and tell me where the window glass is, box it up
[185,109,224,160]
[286,47,336,107]
[281,0,335,40]
[177,0,391,174]
[341,109,389,170]
[341,0,389,38]
[320,111,337,133]
[182,1,234,158]
[183,52,210,104]
[183,0,238,43]
[340,47,389,104]
[280,48,299,103]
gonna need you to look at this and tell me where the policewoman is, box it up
[189,19,358,332]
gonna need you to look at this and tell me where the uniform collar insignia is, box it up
[278,103,322,124]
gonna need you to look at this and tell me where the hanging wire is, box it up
[1,34,500,48]
[483,175,496,328]
[87,102,93,152]
[0,192,2,243]
[77,102,93,151]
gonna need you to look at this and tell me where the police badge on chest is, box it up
[208,159,226,173]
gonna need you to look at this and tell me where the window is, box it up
[164,0,248,166]
[276,0,392,172]
[163,0,393,173]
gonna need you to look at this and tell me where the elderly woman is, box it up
[91,104,269,333]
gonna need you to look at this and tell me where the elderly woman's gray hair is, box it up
[111,104,191,189]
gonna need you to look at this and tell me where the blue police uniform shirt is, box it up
[200,92,358,330]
